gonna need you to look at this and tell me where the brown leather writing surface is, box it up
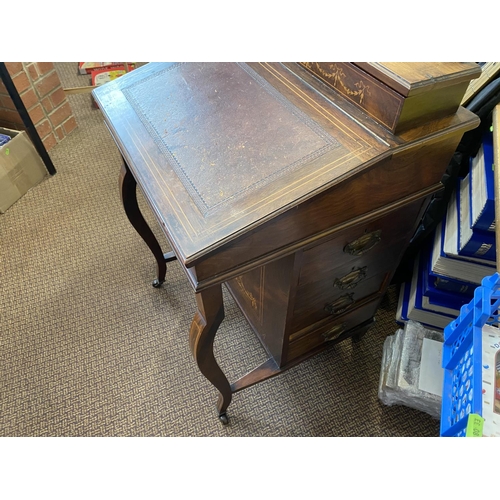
[122,63,340,215]
[95,62,385,264]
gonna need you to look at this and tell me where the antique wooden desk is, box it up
[93,62,480,424]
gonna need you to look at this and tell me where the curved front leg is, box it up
[119,161,173,287]
[189,285,232,424]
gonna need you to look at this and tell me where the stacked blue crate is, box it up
[440,273,500,437]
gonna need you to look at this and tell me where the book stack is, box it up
[397,128,496,331]
[460,130,495,256]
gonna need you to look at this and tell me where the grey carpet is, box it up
[0,63,440,436]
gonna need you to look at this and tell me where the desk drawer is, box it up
[291,269,388,333]
[297,198,423,288]
[290,199,423,333]
[287,298,379,362]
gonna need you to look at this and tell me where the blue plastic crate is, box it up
[440,272,500,437]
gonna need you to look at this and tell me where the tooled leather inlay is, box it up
[123,62,340,215]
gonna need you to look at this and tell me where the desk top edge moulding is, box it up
[93,62,481,424]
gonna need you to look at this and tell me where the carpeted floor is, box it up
[0,63,441,436]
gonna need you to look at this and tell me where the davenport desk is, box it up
[93,62,480,424]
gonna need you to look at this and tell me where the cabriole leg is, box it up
[119,161,170,287]
[189,285,232,424]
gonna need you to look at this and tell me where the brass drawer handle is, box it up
[333,266,367,290]
[344,230,382,256]
[324,293,354,316]
[322,322,347,342]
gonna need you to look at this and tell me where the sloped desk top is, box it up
[94,62,478,268]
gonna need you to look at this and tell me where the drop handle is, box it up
[344,230,382,256]
[333,266,367,290]
[324,293,355,316]
[322,323,347,342]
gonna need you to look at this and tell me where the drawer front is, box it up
[287,299,379,362]
[291,200,424,333]
[297,198,424,288]
[291,270,389,333]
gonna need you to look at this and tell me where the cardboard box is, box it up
[0,127,47,213]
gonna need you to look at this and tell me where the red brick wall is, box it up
[0,62,77,151]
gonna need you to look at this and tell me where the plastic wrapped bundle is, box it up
[378,329,404,407]
[379,320,444,419]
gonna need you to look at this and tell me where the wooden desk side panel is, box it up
[193,131,464,285]
[226,253,301,366]
[396,82,471,133]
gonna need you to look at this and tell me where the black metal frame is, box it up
[0,62,56,175]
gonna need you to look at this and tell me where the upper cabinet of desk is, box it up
[297,62,481,133]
